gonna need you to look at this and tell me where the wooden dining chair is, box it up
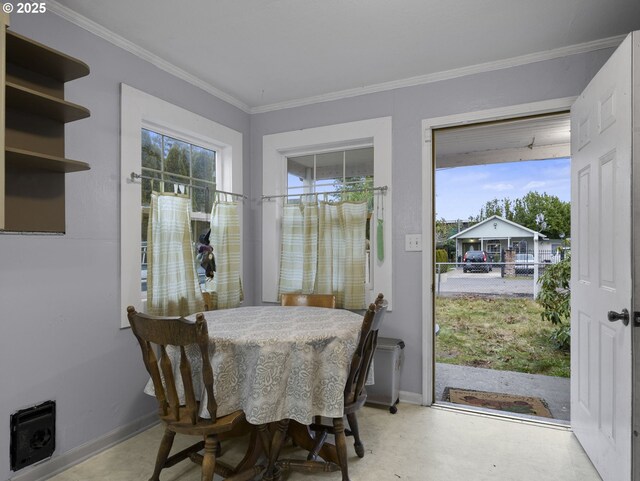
[281,293,336,308]
[345,294,388,457]
[302,296,388,480]
[126,306,263,481]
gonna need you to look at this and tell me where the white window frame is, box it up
[262,117,392,309]
[120,84,243,328]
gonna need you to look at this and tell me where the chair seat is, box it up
[164,408,246,435]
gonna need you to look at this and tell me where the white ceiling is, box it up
[52,0,640,112]
[435,113,571,169]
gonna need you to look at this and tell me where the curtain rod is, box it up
[262,185,388,201]
[130,172,247,200]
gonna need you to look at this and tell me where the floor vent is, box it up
[10,401,56,471]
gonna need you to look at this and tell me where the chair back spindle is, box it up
[127,307,217,423]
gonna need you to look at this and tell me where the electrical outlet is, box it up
[405,234,422,251]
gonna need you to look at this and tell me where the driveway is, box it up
[436,267,534,297]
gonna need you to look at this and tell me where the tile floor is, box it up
[48,404,601,481]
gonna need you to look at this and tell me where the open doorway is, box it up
[431,112,572,424]
[422,36,637,481]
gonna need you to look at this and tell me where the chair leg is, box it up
[150,428,176,481]
[346,413,365,458]
[307,429,328,461]
[333,417,350,481]
[201,434,218,481]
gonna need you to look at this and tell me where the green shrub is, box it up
[537,253,571,350]
[436,249,449,273]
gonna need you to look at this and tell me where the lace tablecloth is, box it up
[144,306,363,425]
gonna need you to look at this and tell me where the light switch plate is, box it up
[405,234,422,251]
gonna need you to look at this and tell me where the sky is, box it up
[435,157,571,220]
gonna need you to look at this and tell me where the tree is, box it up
[537,253,571,350]
[164,141,190,179]
[479,198,504,219]
[331,176,373,205]
[477,192,570,238]
[435,217,450,246]
[512,192,569,238]
[434,218,459,260]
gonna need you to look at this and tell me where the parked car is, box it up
[515,253,535,274]
[462,250,492,273]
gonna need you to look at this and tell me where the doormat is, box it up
[443,387,553,418]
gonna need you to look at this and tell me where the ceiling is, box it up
[435,113,571,169]
[51,0,640,112]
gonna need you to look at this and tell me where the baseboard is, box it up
[8,392,422,481]
[8,413,158,481]
[399,390,423,405]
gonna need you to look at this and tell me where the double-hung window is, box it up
[140,129,217,293]
[286,148,374,286]
[120,84,243,327]
[262,117,392,309]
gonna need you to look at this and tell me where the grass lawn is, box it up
[435,295,570,377]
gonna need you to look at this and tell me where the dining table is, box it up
[143,305,365,480]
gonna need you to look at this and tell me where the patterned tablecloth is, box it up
[144,306,363,425]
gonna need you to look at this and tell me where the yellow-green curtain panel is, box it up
[146,193,204,316]
[278,202,318,297]
[279,200,366,309]
[210,200,243,309]
[318,202,367,309]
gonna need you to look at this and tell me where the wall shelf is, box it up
[6,30,89,82]
[6,82,90,123]
[1,17,91,233]
[5,147,90,173]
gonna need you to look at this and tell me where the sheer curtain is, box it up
[278,203,318,295]
[146,193,204,316]
[210,200,243,309]
[279,201,367,309]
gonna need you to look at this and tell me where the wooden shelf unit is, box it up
[1,19,91,233]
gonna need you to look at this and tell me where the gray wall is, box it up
[250,49,613,396]
[0,8,616,480]
[0,12,251,480]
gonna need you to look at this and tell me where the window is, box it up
[486,241,501,253]
[512,240,528,254]
[262,117,392,308]
[120,84,242,327]
[286,148,374,285]
[140,129,217,293]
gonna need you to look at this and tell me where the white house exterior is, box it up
[449,215,546,263]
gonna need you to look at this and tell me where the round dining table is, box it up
[144,305,364,426]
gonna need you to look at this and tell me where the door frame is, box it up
[632,31,640,481]
[420,96,576,406]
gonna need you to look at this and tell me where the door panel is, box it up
[571,33,633,481]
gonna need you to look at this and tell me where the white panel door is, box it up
[570,33,634,481]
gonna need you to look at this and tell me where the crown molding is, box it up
[46,0,251,114]
[47,0,623,115]
[251,34,624,114]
